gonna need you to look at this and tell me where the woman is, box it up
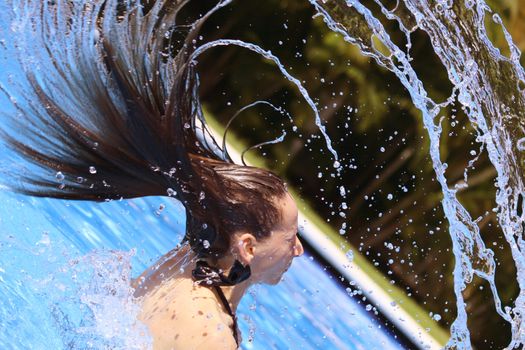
[132,189,302,349]
[1,0,303,348]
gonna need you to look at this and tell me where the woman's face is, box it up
[250,192,304,285]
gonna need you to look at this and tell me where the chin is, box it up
[267,273,286,285]
[268,279,281,286]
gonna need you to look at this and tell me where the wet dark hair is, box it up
[0,0,288,258]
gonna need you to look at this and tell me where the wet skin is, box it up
[133,192,304,350]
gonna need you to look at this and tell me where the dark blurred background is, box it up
[176,1,525,348]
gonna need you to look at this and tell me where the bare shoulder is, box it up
[171,283,237,349]
[137,277,237,350]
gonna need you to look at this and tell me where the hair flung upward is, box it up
[0,0,287,257]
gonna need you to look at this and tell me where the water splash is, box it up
[220,100,296,163]
[310,0,525,348]
[0,227,151,349]
[61,250,152,349]
[192,39,340,163]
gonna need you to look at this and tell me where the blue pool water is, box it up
[0,189,405,349]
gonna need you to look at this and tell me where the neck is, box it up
[204,255,253,313]
[216,278,252,313]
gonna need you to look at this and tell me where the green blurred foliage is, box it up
[188,0,524,348]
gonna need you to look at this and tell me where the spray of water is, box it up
[310,1,525,348]
[192,40,340,165]
[0,223,151,349]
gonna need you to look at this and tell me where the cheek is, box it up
[271,248,293,269]
[257,249,287,271]
[254,237,294,271]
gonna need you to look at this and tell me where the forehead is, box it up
[275,193,298,229]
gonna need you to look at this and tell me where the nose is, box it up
[294,235,304,257]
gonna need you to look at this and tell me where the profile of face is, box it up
[235,192,304,285]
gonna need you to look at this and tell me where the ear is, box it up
[233,233,257,266]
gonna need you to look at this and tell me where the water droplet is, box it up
[517,138,525,151]
[76,176,84,183]
[380,147,385,152]
[37,232,51,246]
[55,171,65,181]
[184,123,191,129]
[89,166,97,174]
[155,204,166,216]
[199,191,205,201]
[166,167,177,177]
[387,193,393,200]
[203,240,210,249]
[333,160,340,168]
[469,150,477,156]
[346,250,354,262]
[432,313,441,321]
[317,172,323,178]
[166,188,177,197]
[339,186,346,197]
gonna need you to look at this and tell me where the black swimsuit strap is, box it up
[213,285,239,347]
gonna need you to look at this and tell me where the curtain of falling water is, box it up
[310,1,525,349]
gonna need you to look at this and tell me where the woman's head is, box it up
[232,192,304,284]
[186,155,303,269]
